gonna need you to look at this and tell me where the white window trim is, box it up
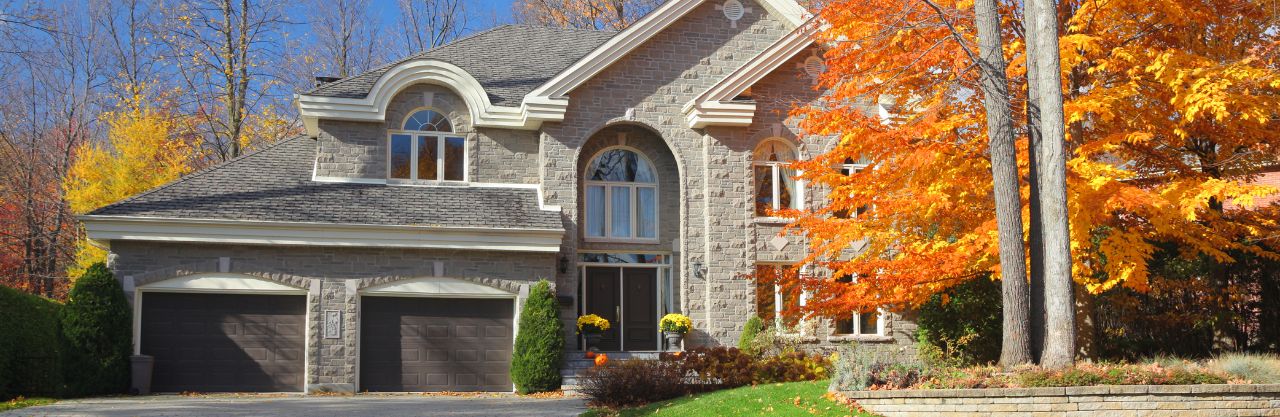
[757,263,808,335]
[831,272,887,337]
[583,147,660,244]
[389,127,476,182]
[838,162,871,219]
[753,139,805,218]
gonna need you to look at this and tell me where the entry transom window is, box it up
[754,139,802,217]
[833,273,885,336]
[388,109,466,182]
[584,148,658,241]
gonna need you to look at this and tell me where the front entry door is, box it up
[584,266,658,351]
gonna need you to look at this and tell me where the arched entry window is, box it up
[754,139,802,216]
[584,148,658,241]
[388,109,466,181]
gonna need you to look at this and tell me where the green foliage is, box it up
[915,277,1001,367]
[581,380,869,417]
[0,397,58,412]
[738,316,764,354]
[753,351,829,384]
[60,263,132,397]
[1090,242,1280,359]
[1208,353,1280,383]
[510,280,564,394]
[0,285,65,400]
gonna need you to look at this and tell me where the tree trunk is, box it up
[1024,0,1046,364]
[974,0,1032,367]
[1027,0,1075,370]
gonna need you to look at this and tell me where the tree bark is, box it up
[1023,2,1046,363]
[973,0,1032,367]
[1027,0,1075,370]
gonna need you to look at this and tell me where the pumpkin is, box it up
[585,351,596,359]
[594,353,608,367]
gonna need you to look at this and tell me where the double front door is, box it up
[584,266,658,351]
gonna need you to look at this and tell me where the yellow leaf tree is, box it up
[64,87,197,278]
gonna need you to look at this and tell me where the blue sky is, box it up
[368,0,520,31]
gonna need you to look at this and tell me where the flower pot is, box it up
[664,331,684,351]
[583,332,602,353]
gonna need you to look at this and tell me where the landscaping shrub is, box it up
[0,285,65,400]
[1016,363,1227,387]
[677,346,757,391]
[61,263,132,397]
[510,280,564,394]
[578,359,685,408]
[829,343,926,391]
[1209,353,1280,383]
[738,315,764,354]
[915,277,1001,367]
[754,351,829,384]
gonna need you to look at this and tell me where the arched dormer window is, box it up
[584,148,658,241]
[754,139,803,216]
[388,109,466,182]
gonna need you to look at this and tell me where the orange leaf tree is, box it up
[780,0,1280,319]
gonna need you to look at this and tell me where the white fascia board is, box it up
[295,59,550,136]
[81,215,565,253]
[683,19,818,128]
[523,0,809,123]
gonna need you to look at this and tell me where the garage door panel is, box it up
[360,297,513,392]
[142,293,305,393]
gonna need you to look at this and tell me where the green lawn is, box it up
[0,397,57,412]
[580,380,875,417]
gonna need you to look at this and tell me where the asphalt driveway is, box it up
[0,394,587,417]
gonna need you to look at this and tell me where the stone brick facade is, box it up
[842,384,1280,417]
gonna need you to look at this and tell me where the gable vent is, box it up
[722,0,746,22]
[803,56,825,80]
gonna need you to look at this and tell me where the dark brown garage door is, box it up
[140,292,306,392]
[360,297,513,392]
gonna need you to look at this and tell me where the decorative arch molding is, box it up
[138,272,308,294]
[354,275,533,295]
[360,277,515,298]
[296,59,554,136]
[573,120,686,179]
[130,260,311,290]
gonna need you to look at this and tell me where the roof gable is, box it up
[683,18,818,128]
[521,0,809,121]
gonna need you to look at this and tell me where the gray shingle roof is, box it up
[88,136,563,230]
[305,25,616,106]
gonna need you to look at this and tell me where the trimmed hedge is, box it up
[510,280,564,394]
[61,263,132,397]
[738,315,764,354]
[0,285,65,400]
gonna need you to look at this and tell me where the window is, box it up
[754,139,802,217]
[832,273,885,336]
[755,264,803,328]
[584,148,658,241]
[388,109,465,181]
[834,158,871,219]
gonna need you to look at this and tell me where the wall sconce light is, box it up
[692,261,705,279]
[558,255,570,274]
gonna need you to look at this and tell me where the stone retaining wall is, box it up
[841,384,1280,417]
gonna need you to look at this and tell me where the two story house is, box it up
[80,0,914,394]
